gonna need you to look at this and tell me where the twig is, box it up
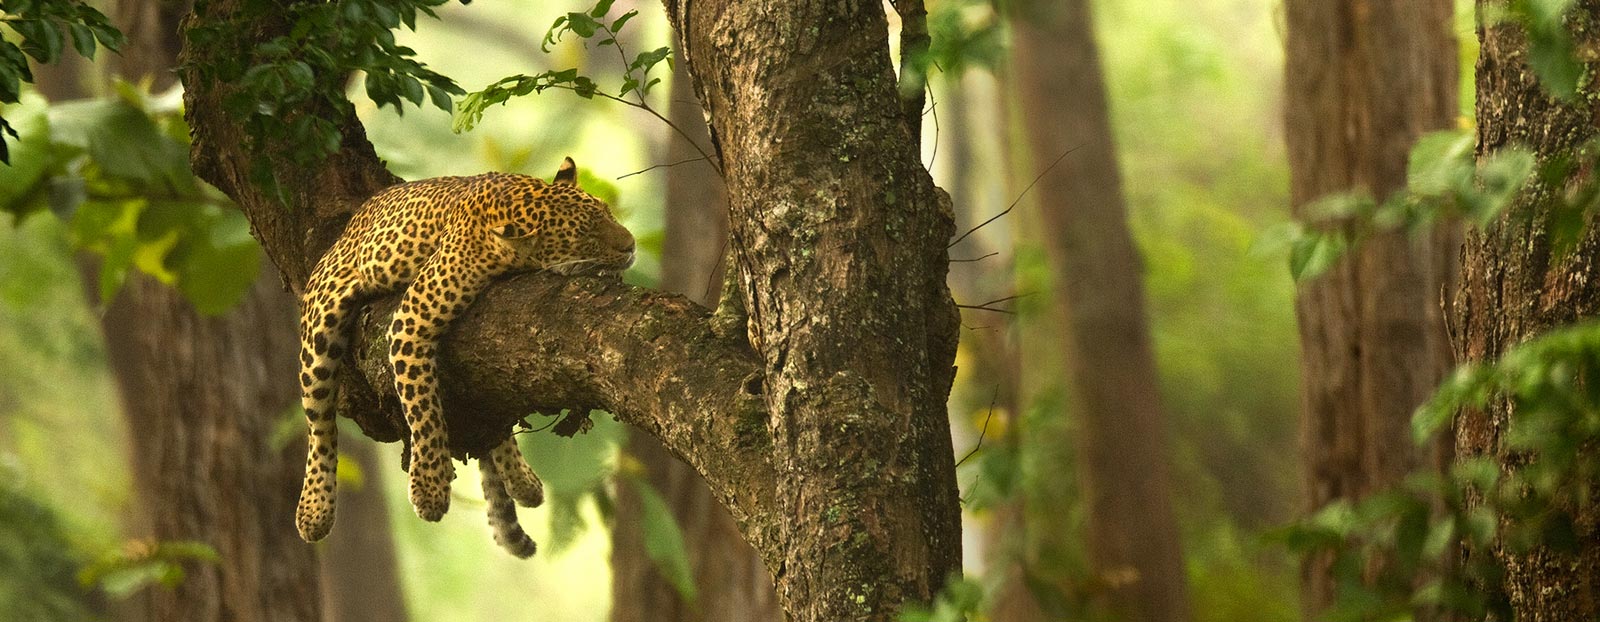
[956,304,1015,315]
[617,155,712,179]
[955,388,999,468]
[950,251,998,263]
[947,145,1080,249]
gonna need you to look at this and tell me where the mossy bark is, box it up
[1457,2,1600,617]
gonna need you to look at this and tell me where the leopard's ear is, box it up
[554,157,578,185]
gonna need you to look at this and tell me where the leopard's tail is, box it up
[295,273,363,542]
[480,458,538,558]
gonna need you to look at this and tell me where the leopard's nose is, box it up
[605,221,636,266]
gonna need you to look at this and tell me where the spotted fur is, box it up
[295,159,634,556]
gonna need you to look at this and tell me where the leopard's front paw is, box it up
[408,454,455,522]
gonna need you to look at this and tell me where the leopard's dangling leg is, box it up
[295,270,365,542]
[491,435,545,508]
[479,457,538,558]
[389,232,511,521]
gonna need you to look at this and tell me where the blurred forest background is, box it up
[3,0,1581,620]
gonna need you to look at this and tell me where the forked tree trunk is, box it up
[181,0,962,619]
[610,61,779,622]
[1282,0,1459,617]
[1010,1,1192,620]
[1456,1,1600,616]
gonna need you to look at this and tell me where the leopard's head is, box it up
[488,158,635,275]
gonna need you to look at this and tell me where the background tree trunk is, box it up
[317,437,410,622]
[1457,2,1600,617]
[69,2,403,619]
[610,61,779,622]
[1009,1,1193,620]
[1282,0,1458,616]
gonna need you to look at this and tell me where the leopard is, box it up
[294,158,635,557]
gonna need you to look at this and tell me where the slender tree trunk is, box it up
[1010,1,1192,620]
[610,61,779,622]
[318,437,410,622]
[1283,1,1458,616]
[1457,2,1600,617]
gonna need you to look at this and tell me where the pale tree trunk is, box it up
[1456,1,1600,617]
[610,61,779,622]
[1010,1,1192,620]
[1283,1,1458,616]
[317,437,410,622]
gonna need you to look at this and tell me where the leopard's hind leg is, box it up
[295,269,366,542]
[490,435,544,507]
[479,457,537,558]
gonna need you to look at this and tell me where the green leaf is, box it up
[1526,35,1581,100]
[1288,229,1348,281]
[1406,130,1473,197]
[590,0,618,18]
[48,99,190,188]
[628,477,698,604]
[611,10,637,33]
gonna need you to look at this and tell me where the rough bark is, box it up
[180,1,961,620]
[1283,0,1459,616]
[610,61,779,622]
[1010,1,1193,620]
[1457,2,1600,617]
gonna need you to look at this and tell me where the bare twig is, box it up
[617,155,712,179]
[955,388,999,469]
[950,251,999,263]
[947,145,1079,249]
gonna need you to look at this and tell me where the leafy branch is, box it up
[454,0,722,177]
[0,0,124,163]
[1258,129,1538,281]
[184,0,466,193]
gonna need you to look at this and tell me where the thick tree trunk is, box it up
[1457,2,1600,617]
[1283,0,1458,616]
[663,3,962,618]
[610,62,779,622]
[1010,1,1193,620]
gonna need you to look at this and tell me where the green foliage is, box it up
[1281,319,1600,621]
[183,0,464,190]
[901,0,1004,97]
[455,0,667,133]
[0,476,102,622]
[622,475,696,605]
[0,0,123,164]
[514,411,625,554]
[0,86,260,314]
[77,539,220,599]
[1259,129,1535,281]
